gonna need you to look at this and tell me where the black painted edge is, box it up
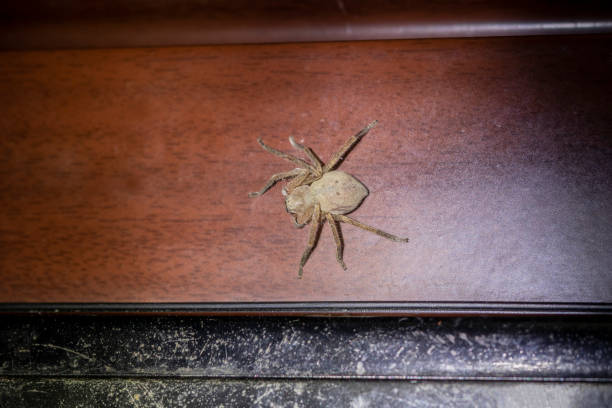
[4,374,612,383]
[1,302,611,316]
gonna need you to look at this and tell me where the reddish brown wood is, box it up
[1,36,611,303]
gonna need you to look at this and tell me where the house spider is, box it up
[249,121,409,278]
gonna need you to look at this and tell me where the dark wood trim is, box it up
[2,0,612,50]
[2,302,612,316]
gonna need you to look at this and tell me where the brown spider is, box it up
[249,121,409,278]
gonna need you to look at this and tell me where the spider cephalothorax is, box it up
[249,121,408,277]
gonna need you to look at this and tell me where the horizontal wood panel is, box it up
[1,36,611,304]
[2,0,612,49]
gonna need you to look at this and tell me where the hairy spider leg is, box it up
[257,138,315,173]
[289,136,323,177]
[298,204,323,278]
[283,170,312,196]
[248,168,306,197]
[323,120,378,173]
[333,214,409,243]
[326,213,347,270]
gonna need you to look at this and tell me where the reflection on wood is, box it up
[1,36,611,303]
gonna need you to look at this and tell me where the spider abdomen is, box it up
[310,170,368,214]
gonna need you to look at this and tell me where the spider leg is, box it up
[248,168,306,197]
[257,138,315,173]
[333,214,409,242]
[326,213,347,270]
[289,136,323,177]
[298,204,322,278]
[323,120,378,172]
[283,170,310,195]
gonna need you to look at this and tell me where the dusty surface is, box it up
[2,316,610,379]
[2,378,611,408]
[1,315,612,407]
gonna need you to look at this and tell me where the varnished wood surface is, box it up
[1,36,611,303]
[2,0,612,49]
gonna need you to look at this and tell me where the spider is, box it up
[249,120,409,278]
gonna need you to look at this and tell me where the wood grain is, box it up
[1,36,611,303]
